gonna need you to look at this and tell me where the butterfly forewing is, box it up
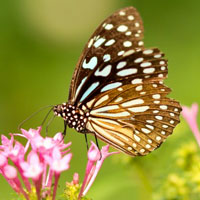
[68,7,144,104]
[66,6,181,156]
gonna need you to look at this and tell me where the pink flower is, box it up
[0,127,72,200]
[182,103,200,146]
[20,151,44,180]
[20,127,71,156]
[78,141,119,199]
[0,134,14,153]
[45,147,72,173]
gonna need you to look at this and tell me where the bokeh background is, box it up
[1,0,200,199]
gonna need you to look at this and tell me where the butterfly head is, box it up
[54,103,89,133]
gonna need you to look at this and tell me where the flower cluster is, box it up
[0,127,119,200]
[0,127,72,200]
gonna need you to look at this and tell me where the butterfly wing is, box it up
[68,6,181,156]
[86,82,181,156]
[68,7,144,105]
[82,47,181,156]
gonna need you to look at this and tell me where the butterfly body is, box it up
[54,7,181,156]
[54,103,89,133]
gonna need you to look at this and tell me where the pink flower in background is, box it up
[182,103,200,146]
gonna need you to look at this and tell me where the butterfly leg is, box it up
[94,134,102,159]
[84,133,89,150]
[62,121,67,137]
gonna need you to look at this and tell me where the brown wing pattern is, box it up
[67,6,181,156]
[68,7,144,104]
[85,83,181,156]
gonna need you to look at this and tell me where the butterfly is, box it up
[53,7,181,156]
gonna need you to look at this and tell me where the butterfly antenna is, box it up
[41,107,54,127]
[18,105,54,130]
[45,115,56,136]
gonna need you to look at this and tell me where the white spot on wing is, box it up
[141,128,151,134]
[115,97,123,103]
[125,31,132,36]
[134,134,140,142]
[143,49,153,54]
[123,49,135,57]
[156,136,161,141]
[119,11,125,16]
[94,95,109,107]
[101,82,122,92]
[93,38,106,48]
[82,57,98,69]
[136,85,143,91]
[117,68,137,76]
[146,144,151,149]
[75,77,87,99]
[146,120,154,123]
[155,116,163,120]
[116,61,127,69]
[146,124,154,130]
[140,149,145,153]
[88,39,94,48]
[135,22,140,27]
[103,54,111,62]
[105,39,115,46]
[123,41,132,47]
[143,68,155,73]
[132,78,143,84]
[154,54,162,58]
[95,65,112,77]
[138,41,144,46]
[152,94,161,99]
[134,58,144,63]
[121,99,144,107]
[128,106,149,113]
[128,15,134,20]
[162,125,168,128]
[80,82,99,102]
[140,62,152,67]
[118,51,124,56]
[105,24,113,30]
[117,25,128,32]
[160,105,168,110]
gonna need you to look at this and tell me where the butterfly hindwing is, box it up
[85,83,181,156]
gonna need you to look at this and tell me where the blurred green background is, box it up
[1,0,200,199]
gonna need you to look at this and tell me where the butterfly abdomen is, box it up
[54,103,89,133]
